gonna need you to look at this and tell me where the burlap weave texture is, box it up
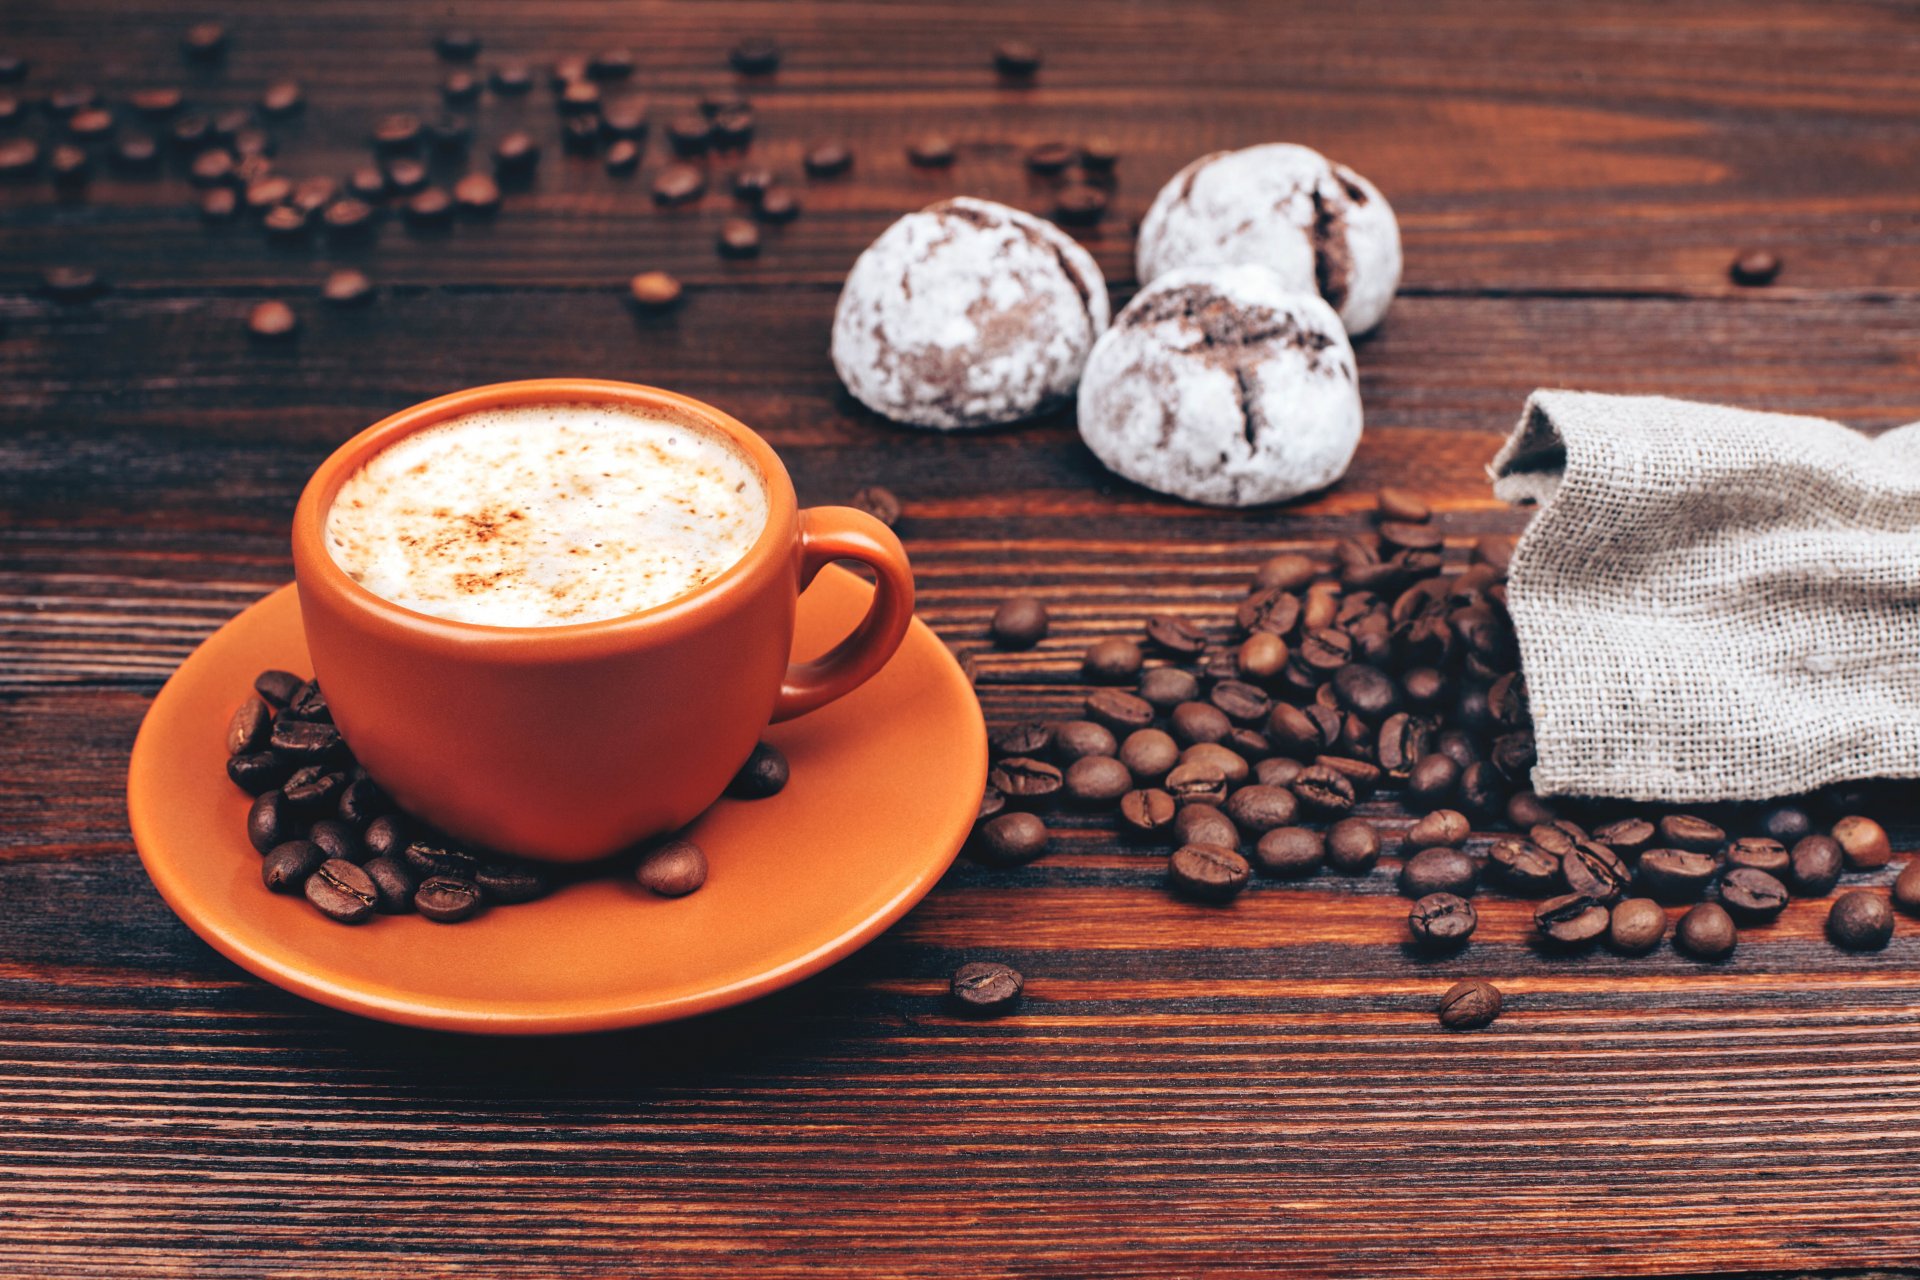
[1489,390,1920,802]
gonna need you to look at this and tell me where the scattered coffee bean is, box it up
[757,187,801,223]
[1170,843,1251,903]
[1718,867,1790,923]
[1489,837,1561,896]
[1223,785,1298,835]
[335,775,388,827]
[730,37,783,75]
[473,861,548,905]
[1171,804,1238,850]
[1407,809,1470,849]
[1593,817,1655,855]
[1789,834,1844,896]
[1252,826,1324,878]
[667,113,713,156]
[1065,755,1132,805]
[976,811,1048,865]
[225,697,272,756]
[281,765,346,813]
[1169,700,1231,747]
[1293,765,1356,816]
[950,960,1022,1014]
[588,47,635,80]
[1832,815,1892,869]
[1237,632,1288,681]
[363,856,416,913]
[260,79,303,117]
[415,874,484,923]
[1828,890,1894,951]
[307,819,361,865]
[1409,892,1476,950]
[1080,136,1120,172]
[42,265,103,301]
[1084,637,1144,683]
[1561,840,1630,904]
[1185,742,1251,786]
[1437,978,1501,1030]
[493,131,541,175]
[321,268,375,307]
[1324,817,1380,873]
[403,837,483,881]
[491,63,535,95]
[848,485,901,526]
[1400,847,1477,899]
[804,142,853,177]
[363,814,408,862]
[991,720,1054,758]
[247,300,299,340]
[1658,815,1725,853]
[1894,862,1920,915]
[452,172,501,214]
[1025,141,1074,175]
[1676,901,1738,960]
[990,596,1048,648]
[1085,689,1154,732]
[1725,837,1790,877]
[907,134,955,167]
[263,840,325,893]
[1053,719,1118,762]
[1536,893,1610,948]
[434,29,482,61]
[1119,788,1175,836]
[988,757,1062,803]
[1164,761,1228,808]
[1119,728,1179,781]
[992,40,1042,77]
[268,717,339,762]
[1638,848,1719,902]
[306,859,378,923]
[226,751,284,794]
[1405,753,1461,811]
[182,22,229,60]
[404,187,454,227]
[629,271,684,311]
[1609,897,1668,954]
[1503,791,1556,828]
[1730,249,1782,286]
[726,742,789,798]
[1137,667,1200,712]
[636,838,708,897]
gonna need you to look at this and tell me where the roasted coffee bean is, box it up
[226,697,272,756]
[316,267,377,309]
[306,859,378,923]
[992,720,1055,758]
[804,142,853,177]
[1298,628,1354,672]
[1083,637,1143,683]
[263,840,325,893]
[1293,765,1356,816]
[730,36,783,75]
[1536,893,1610,948]
[1375,488,1431,523]
[1236,587,1301,638]
[404,186,454,227]
[1408,809,1471,849]
[1759,804,1815,844]
[1658,815,1725,853]
[848,485,901,527]
[260,78,303,116]
[1486,670,1528,729]
[1325,817,1381,873]
[1725,837,1791,877]
[450,171,501,214]
[1261,704,1320,757]
[493,130,541,176]
[1234,633,1286,682]
[1372,712,1429,776]
[491,61,535,94]
[200,187,239,221]
[1502,790,1556,829]
[587,46,635,80]
[665,114,712,157]
[727,742,789,799]
[1171,804,1238,850]
[182,22,229,60]
[756,187,801,223]
[1119,788,1175,836]
[280,681,329,722]
[1223,785,1298,835]
[1314,754,1381,796]
[988,757,1063,803]
[113,132,160,170]
[226,751,285,794]
[1894,861,1920,915]
[1639,848,1719,902]
[1183,743,1250,787]
[188,148,235,187]
[730,166,775,203]
[247,791,300,854]
[1438,979,1501,1030]
[1085,689,1154,732]
[1730,249,1782,286]
[1456,761,1507,819]
[1828,890,1894,950]
[601,98,649,139]
[1788,834,1844,896]
[711,106,756,148]
[1169,701,1231,747]
[1676,901,1738,960]
[1255,757,1306,788]
[1401,666,1449,710]
[1400,847,1477,899]
[1562,840,1630,904]
[475,861,550,905]
[269,719,340,765]
[1053,719,1119,762]
[1253,553,1316,592]
[975,817,1052,867]
[1208,680,1271,725]
[1053,183,1108,226]
[1024,141,1075,175]
[1832,815,1892,869]
[1436,729,1480,771]
[559,79,602,115]
[628,271,684,311]
[280,767,345,817]
[1119,728,1179,781]
[990,596,1048,648]
[992,39,1043,77]
[363,813,407,862]
[1489,838,1562,896]
[907,134,956,167]
[1169,843,1251,903]
[951,960,1023,1015]
[1253,826,1324,878]
[248,299,300,338]
[1593,817,1656,856]
[434,29,482,61]
[415,874,484,922]
[1409,893,1477,950]
[403,838,483,881]
[1404,753,1460,811]
[649,161,708,205]
[1331,663,1398,720]
[1719,867,1790,923]
[977,786,1005,823]
[1165,761,1228,808]
[49,142,92,189]
[363,856,416,913]
[1607,897,1668,954]
[307,819,362,866]
[322,197,376,239]
[636,839,707,897]
[1488,731,1536,782]
[1142,615,1206,657]
[1065,755,1132,804]
[1228,727,1272,761]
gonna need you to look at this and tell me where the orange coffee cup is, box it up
[290,378,915,863]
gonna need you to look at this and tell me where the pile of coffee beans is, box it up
[225,668,783,924]
[975,489,1911,1013]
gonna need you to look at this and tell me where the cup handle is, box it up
[770,507,916,723]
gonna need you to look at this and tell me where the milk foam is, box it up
[325,402,769,626]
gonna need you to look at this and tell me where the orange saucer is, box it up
[127,566,985,1035]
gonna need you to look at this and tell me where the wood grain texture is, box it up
[4,0,1920,1275]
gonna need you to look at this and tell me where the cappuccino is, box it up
[325,402,768,626]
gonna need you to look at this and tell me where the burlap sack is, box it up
[1489,390,1920,803]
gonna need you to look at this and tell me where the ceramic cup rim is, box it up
[290,378,799,660]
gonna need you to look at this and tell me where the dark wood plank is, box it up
[6,1,1920,1276]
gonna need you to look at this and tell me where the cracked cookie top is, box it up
[830,196,1111,430]
[1077,264,1361,508]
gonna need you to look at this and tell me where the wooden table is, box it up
[5,2,1919,1274]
